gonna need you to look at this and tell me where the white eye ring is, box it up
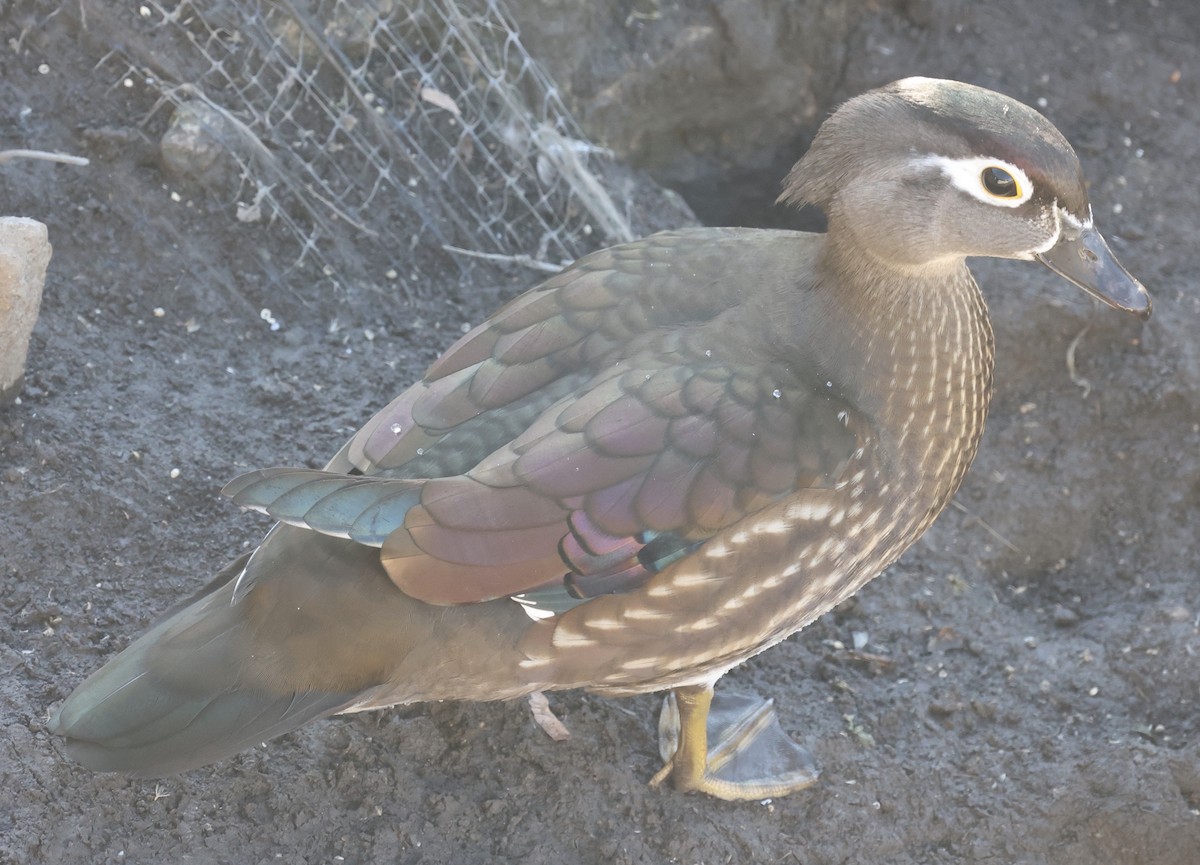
[917,155,1034,208]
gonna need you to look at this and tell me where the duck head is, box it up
[780,76,1151,319]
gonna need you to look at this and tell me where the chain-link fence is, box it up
[102,0,635,292]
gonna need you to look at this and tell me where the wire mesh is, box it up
[103,0,634,291]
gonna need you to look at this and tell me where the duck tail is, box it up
[49,562,358,776]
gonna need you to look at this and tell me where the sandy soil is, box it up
[2,1,1198,864]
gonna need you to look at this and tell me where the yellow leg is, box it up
[649,684,820,801]
[648,684,714,793]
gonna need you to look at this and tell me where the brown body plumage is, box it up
[51,78,1149,798]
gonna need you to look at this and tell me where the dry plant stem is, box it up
[0,149,89,166]
[1065,323,1093,398]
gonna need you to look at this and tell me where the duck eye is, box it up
[981,166,1020,198]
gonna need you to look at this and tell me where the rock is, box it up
[160,101,242,189]
[506,0,863,223]
[0,218,52,406]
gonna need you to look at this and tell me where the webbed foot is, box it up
[649,684,819,800]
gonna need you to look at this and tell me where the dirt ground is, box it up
[3,1,1199,864]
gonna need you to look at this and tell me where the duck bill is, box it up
[1035,224,1152,319]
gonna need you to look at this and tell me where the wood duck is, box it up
[51,78,1150,800]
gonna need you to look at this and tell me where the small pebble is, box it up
[1052,605,1080,626]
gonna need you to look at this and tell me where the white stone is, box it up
[0,218,52,404]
